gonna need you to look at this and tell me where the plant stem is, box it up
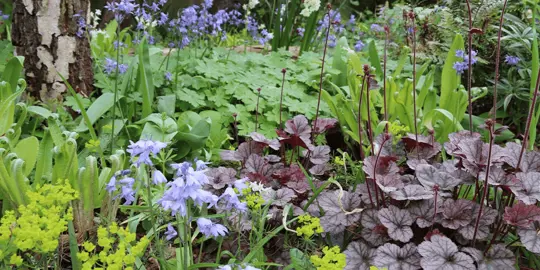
[366,78,375,155]
[465,0,474,134]
[357,74,366,160]
[312,7,332,135]
[279,69,286,130]
[111,27,121,154]
[255,88,261,132]
[409,11,419,159]
[146,171,162,259]
[383,26,389,133]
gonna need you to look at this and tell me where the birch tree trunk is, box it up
[12,0,94,101]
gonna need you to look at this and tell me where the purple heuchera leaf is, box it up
[502,142,540,172]
[264,154,281,163]
[375,174,404,193]
[362,156,399,180]
[243,154,276,183]
[406,159,429,170]
[409,199,438,228]
[221,141,264,161]
[304,145,331,165]
[309,164,331,176]
[401,134,442,160]
[344,241,376,270]
[390,185,434,201]
[361,209,390,246]
[262,187,296,207]
[418,235,475,270]
[459,206,497,240]
[453,138,505,174]
[518,226,540,254]
[479,166,515,187]
[250,132,280,150]
[272,164,307,187]
[318,190,362,234]
[416,164,461,191]
[378,205,414,242]
[462,245,515,270]
[510,172,540,205]
[205,167,237,189]
[444,131,481,156]
[277,115,313,149]
[312,118,338,134]
[374,243,420,270]
[504,201,540,228]
[440,199,475,229]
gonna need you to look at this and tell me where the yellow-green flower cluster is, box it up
[310,246,346,270]
[0,181,77,266]
[85,139,101,152]
[388,121,410,143]
[296,214,323,239]
[78,222,149,270]
[241,187,265,211]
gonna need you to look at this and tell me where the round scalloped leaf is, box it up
[374,243,420,270]
[378,205,414,242]
[344,241,376,270]
[418,235,475,270]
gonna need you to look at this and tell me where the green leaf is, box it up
[75,93,117,132]
[287,248,313,270]
[368,40,383,79]
[0,88,23,136]
[13,136,39,176]
[157,95,176,117]
[27,106,52,119]
[1,56,24,96]
[34,130,54,186]
[439,34,464,114]
[138,40,155,118]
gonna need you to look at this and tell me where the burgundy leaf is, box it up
[440,199,474,229]
[376,174,404,193]
[272,164,306,186]
[362,156,399,179]
[390,185,434,201]
[344,241,377,270]
[205,167,237,189]
[518,226,540,253]
[378,205,414,242]
[285,178,310,194]
[374,243,420,270]
[409,199,438,228]
[250,132,280,150]
[277,115,313,149]
[416,164,461,191]
[510,172,540,205]
[304,145,331,165]
[444,131,481,156]
[402,134,442,160]
[309,164,331,176]
[503,201,540,228]
[221,141,264,162]
[312,118,338,134]
[418,235,475,270]
[244,154,275,183]
[463,245,515,270]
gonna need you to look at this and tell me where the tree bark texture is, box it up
[12,0,94,101]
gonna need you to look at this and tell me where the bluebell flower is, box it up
[0,10,8,21]
[126,139,168,167]
[297,28,305,37]
[219,186,247,212]
[347,14,356,27]
[74,13,86,38]
[505,55,520,65]
[370,23,384,32]
[153,169,168,185]
[113,41,125,49]
[165,72,172,81]
[453,61,467,74]
[196,217,228,238]
[106,173,136,205]
[354,40,365,52]
[328,35,337,48]
[165,223,177,240]
[233,178,248,193]
[455,50,465,58]
[105,0,138,22]
[120,184,136,205]
[106,175,117,193]
[158,12,169,26]
[159,161,219,216]
[103,58,128,75]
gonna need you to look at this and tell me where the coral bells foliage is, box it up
[281,129,540,269]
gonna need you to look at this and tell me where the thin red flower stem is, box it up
[279,69,287,130]
[465,0,474,134]
[383,26,389,133]
[410,11,419,158]
[358,75,366,160]
[372,136,390,209]
[312,6,332,136]
[366,78,375,155]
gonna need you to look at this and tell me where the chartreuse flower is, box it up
[78,222,149,270]
[310,246,346,270]
[296,214,323,239]
[241,187,265,211]
[388,121,409,143]
[0,180,77,266]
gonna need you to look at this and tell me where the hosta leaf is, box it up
[378,205,414,242]
[374,243,420,270]
[390,185,434,201]
[503,201,540,228]
[418,235,475,270]
[344,241,376,270]
[510,172,540,205]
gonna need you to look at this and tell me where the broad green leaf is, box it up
[34,131,53,185]
[368,40,383,79]
[439,34,464,113]
[138,40,155,118]
[27,106,52,119]
[75,93,117,132]
[0,88,23,136]
[157,94,176,117]
[13,136,39,176]
[1,56,24,96]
